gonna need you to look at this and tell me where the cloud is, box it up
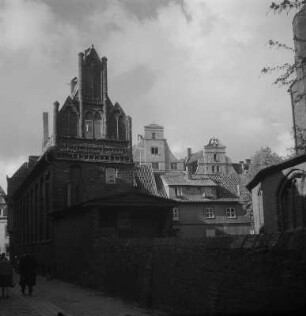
[0,0,297,189]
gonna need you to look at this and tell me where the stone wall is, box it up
[84,232,306,315]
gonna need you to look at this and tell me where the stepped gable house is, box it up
[7,46,175,275]
[133,124,185,172]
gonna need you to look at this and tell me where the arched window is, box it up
[279,170,306,231]
[85,112,94,139]
[94,112,102,139]
[85,111,103,139]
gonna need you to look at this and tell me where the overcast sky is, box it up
[0,0,297,191]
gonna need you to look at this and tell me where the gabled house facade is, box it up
[186,138,250,176]
[7,47,175,275]
[133,124,185,172]
[160,172,251,237]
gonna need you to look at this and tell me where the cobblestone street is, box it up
[0,274,167,316]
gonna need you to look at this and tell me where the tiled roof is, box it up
[161,172,217,187]
[154,173,168,198]
[172,196,239,202]
[193,173,240,198]
[133,164,159,196]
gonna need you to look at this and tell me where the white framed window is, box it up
[226,208,236,218]
[152,162,159,170]
[151,147,158,155]
[173,208,180,221]
[205,208,215,219]
[105,168,116,184]
[175,187,183,197]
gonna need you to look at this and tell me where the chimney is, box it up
[78,52,84,138]
[187,147,192,160]
[187,164,192,180]
[53,101,59,145]
[43,112,49,147]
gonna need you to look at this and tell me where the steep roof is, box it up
[193,173,240,198]
[133,164,159,196]
[0,186,6,203]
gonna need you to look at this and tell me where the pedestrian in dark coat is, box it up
[19,252,36,295]
[0,253,13,298]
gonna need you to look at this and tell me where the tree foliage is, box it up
[269,0,305,13]
[262,1,306,87]
[240,147,283,221]
[248,147,284,179]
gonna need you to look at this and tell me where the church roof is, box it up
[84,45,101,61]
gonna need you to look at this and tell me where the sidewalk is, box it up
[0,274,168,316]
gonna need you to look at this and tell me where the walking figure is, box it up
[19,252,36,295]
[0,253,13,298]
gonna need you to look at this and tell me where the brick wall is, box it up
[82,232,306,315]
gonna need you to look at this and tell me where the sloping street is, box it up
[0,274,167,316]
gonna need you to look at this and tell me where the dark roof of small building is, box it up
[246,154,306,190]
[161,172,217,187]
[186,150,203,164]
[232,163,243,175]
[51,188,176,219]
